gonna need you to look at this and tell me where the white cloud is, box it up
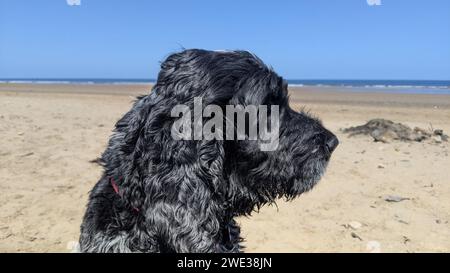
[367,0,381,6]
[66,0,81,6]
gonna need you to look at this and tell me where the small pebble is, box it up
[384,195,410,202]
[366,241,381,253]
[348,221,362,230]
[433,136,442,143]
[351,232,363,241]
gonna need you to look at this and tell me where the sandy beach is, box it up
[0,83,449,253]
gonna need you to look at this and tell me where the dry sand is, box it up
[0,83,449,252]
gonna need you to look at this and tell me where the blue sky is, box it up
[0,0,449,80]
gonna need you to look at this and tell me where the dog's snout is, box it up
[325,134,339,153]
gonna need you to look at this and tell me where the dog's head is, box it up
[107,49,338,216]
[151,49,338,213]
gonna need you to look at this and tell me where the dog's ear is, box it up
[147,136,227,252]
[101,95,153,209]
[140,99,228,252]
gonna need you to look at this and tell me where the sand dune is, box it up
[0,83,449,252]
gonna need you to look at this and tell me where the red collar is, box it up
[110,177,120,195]
[110,177,140,213]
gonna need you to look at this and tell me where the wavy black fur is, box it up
[79,49,338,252]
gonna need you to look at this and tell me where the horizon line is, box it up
[1,78,450,82]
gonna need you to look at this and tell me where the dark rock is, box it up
[342,119,448,143]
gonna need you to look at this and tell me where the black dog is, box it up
[79,49,338,252]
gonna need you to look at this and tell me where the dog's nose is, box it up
[325,135,339,153]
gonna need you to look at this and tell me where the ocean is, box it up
[1,79,449,95]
